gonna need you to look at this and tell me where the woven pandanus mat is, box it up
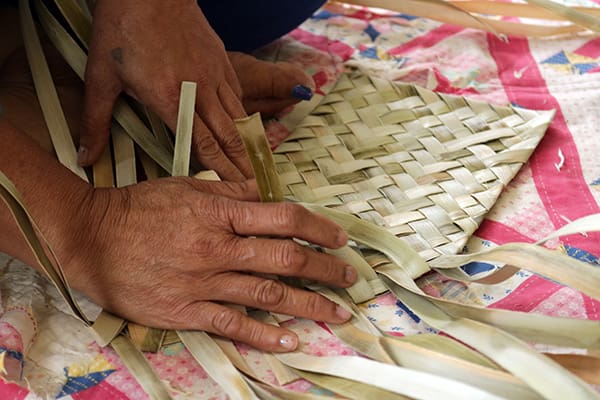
[274,71,553,263]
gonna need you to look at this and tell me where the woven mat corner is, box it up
[274,70,554,265]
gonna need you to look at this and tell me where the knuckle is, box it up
[274,241,307,272]
[227,203,250,228]
[303,293,326,316]
[245,324,268,346]
[220,131,245,154]
[195,135,222,158]
[253,280,286,307]
[155,81,181,108]
[273,203,303,230]
[320,258,341,283]
[201,193,231,222]
[210,308,243,336]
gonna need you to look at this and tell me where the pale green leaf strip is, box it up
[146,107,174,152]
[171,82,196,177]
[110,336,173,400]
[91,311,127,347]
[326,247,376,303]
[35,0,173,173]
[378,269,600,400]
[138,151,161,180]
[308,205,600,348]
[19,0,87,181]
[292,369,411,400]
[237,114,284,202]
[302,204,431,280]
[92,147,115,188]
[433,296,600,349]
[311,286,382,336]
[448,0,600,20]
[339,0,585,36]
[177,331,259,400]
[312,294,539,399]
[537,213,600,244]
[54,0,92,47]
[246,378,335,400]
[430,243,600,300]
[112,100,174,173]
[212,336,260,380]
[112,124,137,187]
[276,352,504,400]
[327,320,395,364]
[524,0,600,33]
[379,337,541,400]
[378,260,600,348]
[395,334,499,369]
[35,0,86,75]
[0,172,88,323]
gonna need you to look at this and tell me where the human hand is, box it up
[228,52,315,116]
[80,0,252,180]
[64,178,356,352]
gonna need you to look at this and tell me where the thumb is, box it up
[229,52,314,100]
[79,65,121,166]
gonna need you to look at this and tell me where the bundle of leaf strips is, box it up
[2,0,600,399]
[339,0,600,37]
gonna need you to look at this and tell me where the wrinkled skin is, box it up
[0,6,350,352]
[72,179,355,351]
[81,0,313,180]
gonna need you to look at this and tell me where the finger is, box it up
[228,202,349,249]
[197,89,253,178]
[79,62,121,166]
[210,273,353,326]
[222,59,243,99]
[243,98,299,116]
[229,52,314,100]
[218,83,246,120]
[232,237,356,288]
[182,301,300,352]
[191,113,245,181]
[184,177,259,201]
[140,81,245,181]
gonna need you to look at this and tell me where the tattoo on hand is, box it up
[111,48,124,65]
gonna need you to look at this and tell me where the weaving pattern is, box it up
[275,71,554,264]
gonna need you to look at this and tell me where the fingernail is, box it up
[336,305,352,321]
[292,84,313,101]
[345,266,357,284]
[279,334,298,351]
[336,230,348,247]
[77,146,89,166]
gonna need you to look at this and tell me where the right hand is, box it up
[62,177,356,352]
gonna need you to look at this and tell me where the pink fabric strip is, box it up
[582,294,600,321]
[574,38,600,58]
[489,275,561,312]
[487,34,600,255]
[476,219,535,245]
[387,24,464,56]
[0,379,29,400]
[288,29,355,61]
[71,381,130,400]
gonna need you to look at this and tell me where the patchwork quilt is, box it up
[1,3,600,398]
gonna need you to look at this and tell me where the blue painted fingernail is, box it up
[292,85,313,101]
